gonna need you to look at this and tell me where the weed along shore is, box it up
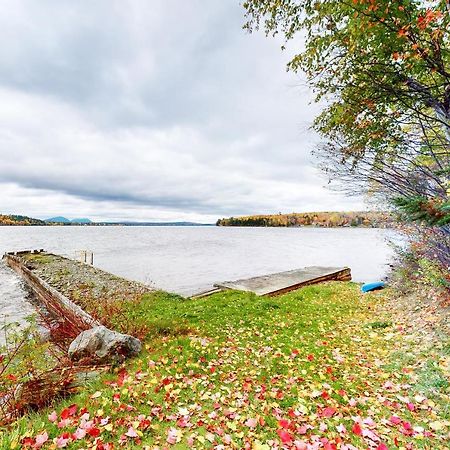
[3,251,151,344]
[0,253,449,448]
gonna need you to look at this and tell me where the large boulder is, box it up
[68,326,141,362]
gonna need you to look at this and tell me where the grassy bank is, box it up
[1,282,449,449]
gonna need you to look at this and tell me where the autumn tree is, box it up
[243,0,450,221]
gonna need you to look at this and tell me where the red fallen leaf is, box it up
[30,434,47,450]
[88,428,101,437]
[7,374,17,381]
[406,402,415,411]
[140,419,151,429]
[277,429,293,444]
[390,416,402,425]
[292,349,299,355]
[352,422,362,436]
[322,407,336,418]
[377,444,388,450]
[338,389,346,396]
[324,443,337,450]
[245,418,258,428]
[325,366,333,374]
[402,421,412,431]
[209,367,215,373]
[259,417,265,426]
[307,354,314,361]
[117,368,128,386]
[61,404,78,420]
[22,437,34,445]
[278,419,291,429]
[321,391,330,399]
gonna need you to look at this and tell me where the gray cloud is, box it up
[0,0,364,222]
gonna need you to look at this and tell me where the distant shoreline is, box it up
[1,212,395,228]
[0,223,215,227]
[0,214,214,227]
[216,211,394,228]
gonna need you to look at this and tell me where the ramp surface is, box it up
[214,266,351,296]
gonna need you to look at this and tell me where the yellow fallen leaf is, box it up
[253,441,270,450]
[429,421,444,431]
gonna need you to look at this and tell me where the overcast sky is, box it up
[0,0,365,223]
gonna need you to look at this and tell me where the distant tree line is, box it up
[217,211,393,228]
[0,215,47,226]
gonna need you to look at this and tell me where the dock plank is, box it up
[214,266,351,297]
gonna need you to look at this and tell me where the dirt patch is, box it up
[376,287,450,347]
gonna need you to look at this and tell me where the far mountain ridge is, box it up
[46,216,70,223]
[46,217,92,224]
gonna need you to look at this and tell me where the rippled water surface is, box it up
[0,263,35,329]
[0,226,396,325]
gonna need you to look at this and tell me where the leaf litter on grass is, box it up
[2,282,449,449]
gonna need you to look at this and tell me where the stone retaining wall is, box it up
[3,251,100,329]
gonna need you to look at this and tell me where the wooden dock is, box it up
[213,266,351,297]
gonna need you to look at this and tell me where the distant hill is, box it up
[216,211,394,228]
[46,217,92,224]
[0,214,47,226]
[46,216,71,223]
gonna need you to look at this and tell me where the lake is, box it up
[0,226,396,327]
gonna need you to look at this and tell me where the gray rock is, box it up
[68,326,141,361]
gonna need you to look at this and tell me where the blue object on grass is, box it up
[361,281,385,293]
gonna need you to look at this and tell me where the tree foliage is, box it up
[243,0,450,221]
[0,214,46,226]
[217,211,393,227]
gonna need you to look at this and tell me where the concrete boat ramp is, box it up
[193,266,351,298]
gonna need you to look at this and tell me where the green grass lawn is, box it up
[1,282,449,449]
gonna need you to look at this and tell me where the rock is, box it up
[37,326,52,343]
[68,326,141,361]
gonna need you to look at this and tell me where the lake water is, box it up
[0,226,396,327]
